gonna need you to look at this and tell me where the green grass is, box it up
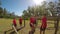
[0,18,60,34]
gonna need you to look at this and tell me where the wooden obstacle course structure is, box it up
[4,19,26,34]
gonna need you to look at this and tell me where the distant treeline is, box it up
[0,7,19,19]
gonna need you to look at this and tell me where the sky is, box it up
[1,0,58,16]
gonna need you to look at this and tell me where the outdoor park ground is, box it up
[0,18,60,34]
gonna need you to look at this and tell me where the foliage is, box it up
[0,7,18,18]
[22,0,60,18]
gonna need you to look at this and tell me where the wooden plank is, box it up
[12,25,19,34]
[10,26,24,34]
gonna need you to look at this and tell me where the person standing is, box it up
[19,17,23,27]
[13,18,17,28]
[40,14,47,34]
[29,15,36,34]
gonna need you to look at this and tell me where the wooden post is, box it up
[54,16,59,34]
[0,0,1,6]
[24,17,25,27]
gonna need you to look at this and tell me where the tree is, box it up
[23,10,27,17]
[22,1,59,17]
[22,1,48,17]
[0,7,3,14]
[3,8,7,15]
[48,1,57,16]
[0,0,2,6]
[0,7,3,18]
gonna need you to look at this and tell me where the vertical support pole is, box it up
[54,16,59,34]
[24,17,25,27]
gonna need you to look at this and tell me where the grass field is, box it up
[0,18,60,34]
